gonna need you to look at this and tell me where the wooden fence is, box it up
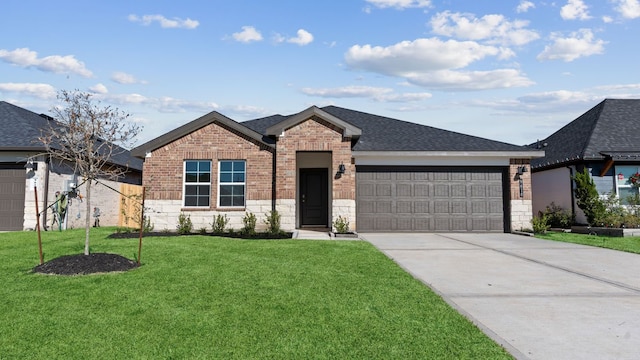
[118,184,144,228]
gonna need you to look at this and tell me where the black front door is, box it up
[300,168,328,227]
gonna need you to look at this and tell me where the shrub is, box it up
[264,210,282,235]
[542,202,574,228]
[572,168,606,225]
[333,215,350,233]
[531,214,550,234]
[142,215,154,233]
[241,212,257,236]
[211,214,230,234]
[177,212,193,234]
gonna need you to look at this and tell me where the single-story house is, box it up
[132,105,542,233]
[531,98,640,224]
[0,101,142,231]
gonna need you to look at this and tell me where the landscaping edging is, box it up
[330,232,360,240]
[571,226,640,237]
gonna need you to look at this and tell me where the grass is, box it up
[0,227,512,359]
[536,231,640,254]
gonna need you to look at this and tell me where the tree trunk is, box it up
[84,179,92,255]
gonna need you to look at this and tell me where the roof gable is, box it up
[531,99,640,169]
[131,110,273,158]
[264,106,362,138]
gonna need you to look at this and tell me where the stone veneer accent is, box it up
[332,199,356,232]
[509,159,533,231]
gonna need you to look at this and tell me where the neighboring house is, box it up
[132,105,542,233]
[531,99,640,224]
[0,101,143,231]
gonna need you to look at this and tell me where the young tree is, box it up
[572,167,606,226]
[39,90,141,255]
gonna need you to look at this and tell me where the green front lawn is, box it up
[536,231,640,254]
[0,228,511,359]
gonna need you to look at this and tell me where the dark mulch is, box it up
[108,231,293,239]
[33,253,139,276]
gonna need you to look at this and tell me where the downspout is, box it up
[271,144,277,212]
[567,166,576,219]
[42,156,51,229]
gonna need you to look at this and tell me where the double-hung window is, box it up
[218,160,246,207]
[184,160,211,207]
[615,166,640,205]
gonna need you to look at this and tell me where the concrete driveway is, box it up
[362,233,640,360]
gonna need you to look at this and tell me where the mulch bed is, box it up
[108,231,293,239]
[33,253,138,276]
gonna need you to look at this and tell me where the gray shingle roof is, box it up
[531,99,640,169]
[0,101,142,171]
[244,105,531,152]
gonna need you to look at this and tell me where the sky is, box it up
[2,0,640,147]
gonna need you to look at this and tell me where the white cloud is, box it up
[516,1,535,13]
[404,69,534,90]
[111,71,146,84]
[602,15,614,23]
[89,83,108,94]
[615,0,640,19]
[0,82,57,99]
[231,26,263,43]
[537,29,606,62]
[345,38,532,90]
[287,29,314,45]
[128,14,199,29]
[301,85,431,102]
[560,0,591,20]
[0,48,93,77]
[365,0,431,9]
[429,11,539,46]
[346,38,503,73]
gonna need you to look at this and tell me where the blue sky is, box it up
[1,0,640,146]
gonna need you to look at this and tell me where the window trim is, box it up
[183,160,212,208]
[615,165,640,205]
[217,160,246,208]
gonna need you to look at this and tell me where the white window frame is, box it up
[183,160,211,208]
[217,160,246,208]
[615,165,640,205]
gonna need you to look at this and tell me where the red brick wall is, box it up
[142,122,273,206]
[275,116,354,200]
[509,159,532,200]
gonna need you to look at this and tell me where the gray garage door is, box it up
[356,167,506,232]
[0,165,26,231]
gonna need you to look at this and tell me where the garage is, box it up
[0,164,26,231]
[356,166,508,232]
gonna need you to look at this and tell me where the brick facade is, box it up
[275,116,354,201]
[142,122,274,206]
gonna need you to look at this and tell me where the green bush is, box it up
[264,210,283,235]
[333,215,350,233]
[542,202,574,228]
[176,212,193,234]
[211,214,229,234]
[531,214,550,234]
[572,168,606,225]
[241,212,257,235]
[142,215,154,233]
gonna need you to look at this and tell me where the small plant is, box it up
[572,168,606,225]
[531,214,550,234]
[198,227,208,234]
[177,212,193,234]
[333,215,350,234]
[542,202,574,228]
[142,215,154,233]
[264,210,282,235]
[241,212,257,235]
[212,214,230,234]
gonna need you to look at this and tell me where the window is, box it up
[184,160,211,207]
[615,166,640,205]
[218,160,246,207]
